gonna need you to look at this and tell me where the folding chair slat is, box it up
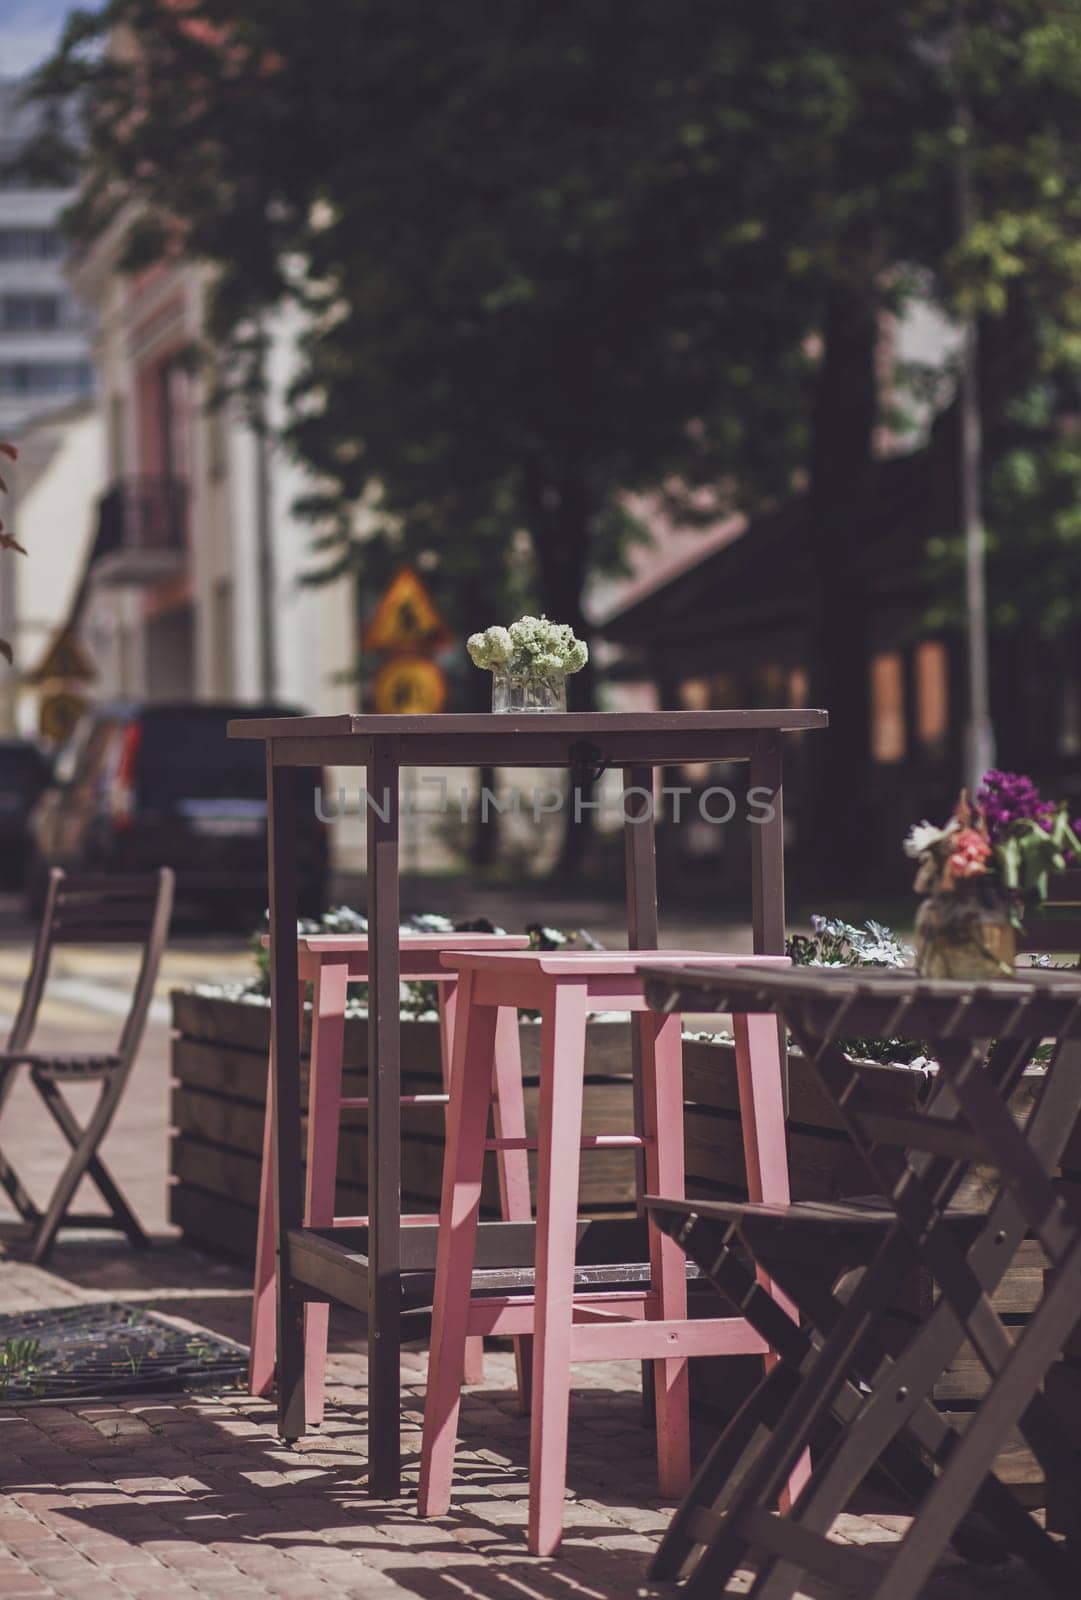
[740,1506,880,1587]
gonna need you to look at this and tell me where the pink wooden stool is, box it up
[417,949,792,1556]
[248,931,531,1419]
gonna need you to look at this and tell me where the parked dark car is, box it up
[0,737,53,887]
[27,702,328,924]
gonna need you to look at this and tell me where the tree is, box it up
[43,1,827,585]
[36,0,828,869]
[37,2,1081,889]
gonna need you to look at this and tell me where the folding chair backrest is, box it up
[6,869,175,1062]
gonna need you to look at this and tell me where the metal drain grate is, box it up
[0,1302,248,1404]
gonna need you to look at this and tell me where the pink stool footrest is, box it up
[338,1094,450,1109]
[485,1133,646,1151]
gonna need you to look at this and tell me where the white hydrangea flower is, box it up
[467,626,514,669]
[469,614,587,677]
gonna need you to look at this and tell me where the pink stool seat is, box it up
[248,931,530,1417]
[417,949,794,1555]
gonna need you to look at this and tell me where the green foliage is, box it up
[244,908,600,1014]
[994,805,1081,923]
[0,1337,42,1399]
[30,1,838,677]
[787,915,914,971]
[29,0,1081,664]
[787,916,926,1063]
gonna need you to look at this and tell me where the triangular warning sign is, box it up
[27,627,96,685]
[363,566,452,653]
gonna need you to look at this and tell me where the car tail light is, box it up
[109,722,142,830]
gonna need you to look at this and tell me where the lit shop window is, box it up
[871,652,906,764]
[915,640,949,754]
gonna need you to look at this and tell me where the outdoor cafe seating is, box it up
[231,706,1081,1593]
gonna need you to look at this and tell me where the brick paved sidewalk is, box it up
[0,1243,1050,1600]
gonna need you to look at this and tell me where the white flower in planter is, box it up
[468,615,588,680]
[903,819,958,859]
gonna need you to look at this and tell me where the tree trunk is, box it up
[460,612,502,868]
[808,253,881,890]
[531,474,596,879]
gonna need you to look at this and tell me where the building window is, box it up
[0,294,62,332]
[679,677,710,710]
[0,361,94,398]
[871,652,906,763]
[0,228,63,260]
[915,639,949,753]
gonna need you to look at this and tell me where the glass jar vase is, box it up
[914,884,1017,980]
[491,667,567,713]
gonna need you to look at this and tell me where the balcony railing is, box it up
[92,476,188,586]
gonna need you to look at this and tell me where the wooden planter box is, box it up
[169,991,638,1256]
[170,993,930,1254]
[169,991,1059,1495]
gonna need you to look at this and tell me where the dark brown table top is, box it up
[639,960,1081,1042]
[229,708,828,767]
[230,709,827,739]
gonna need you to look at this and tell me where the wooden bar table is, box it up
[228,709,826,1496]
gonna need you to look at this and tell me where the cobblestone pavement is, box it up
[0,1245,1051,1600]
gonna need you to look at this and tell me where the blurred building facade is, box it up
[0,75,98,735]
[64,234,357,715]
[0,79,94,437]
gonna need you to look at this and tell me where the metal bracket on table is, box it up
[568,741,610,789]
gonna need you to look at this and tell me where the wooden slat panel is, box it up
[683,1107,884,1203]
[171,1135,264,1209]
[172,1086,266,1153]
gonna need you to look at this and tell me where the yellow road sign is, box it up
[39,690,86,743]
[372,655,448,715]
[364,566,452,654]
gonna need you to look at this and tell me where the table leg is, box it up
[750,731,788,1113]
[268,749,305,1441]
[367,737,402,1497]
[304,956,349,1424]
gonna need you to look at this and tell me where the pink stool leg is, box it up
[528,980,588,1557]
[248,987,306,1397]
[491,1004,534,1411]
[303,957,349,1425]
[732,1009,809,1503]
[732,1011,790,1207]
[640,1009,691,1498]
[439,981,486,1387]
[417,969,499,1517]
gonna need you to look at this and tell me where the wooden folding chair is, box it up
[640,964,1081,1600]
[0,869,174,1264]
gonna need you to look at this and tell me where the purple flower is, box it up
[976,769,1056,843]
